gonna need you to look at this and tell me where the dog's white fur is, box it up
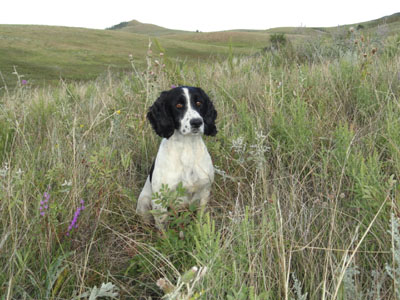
[136,88,214,229]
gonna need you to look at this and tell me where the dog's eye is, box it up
[176,103,183,109]
[195,101,202,107]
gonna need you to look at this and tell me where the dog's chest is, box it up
[180,149,212,192]
[153,137,214,193]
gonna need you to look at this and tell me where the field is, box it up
[1,12,399,91]
[1,15,400,299]
[0,24,250,90]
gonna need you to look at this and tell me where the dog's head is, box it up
[147,86,217,139]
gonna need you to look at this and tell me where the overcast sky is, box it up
[1,0,399,32]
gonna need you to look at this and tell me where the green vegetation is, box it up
[1,12,399,91]
[1,14,400,299]
[0,25,248,90]
[106,21,129,31]
[0,25,150,88]
[269,33,287,48]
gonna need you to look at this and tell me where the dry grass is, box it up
[0,35,400,299]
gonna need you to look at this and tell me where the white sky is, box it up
[1,0,399,32]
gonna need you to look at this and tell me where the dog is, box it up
[136,86,217,229]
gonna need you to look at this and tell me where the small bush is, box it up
[106,21,129,30]
[269,33,287,49]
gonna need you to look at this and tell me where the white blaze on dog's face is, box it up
[180,87,205,135]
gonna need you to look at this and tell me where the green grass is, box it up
[1,12,399,92]
[0,25,249,90]
[163,31,272,49]
[1,29,400,299]
[0,25,149,87]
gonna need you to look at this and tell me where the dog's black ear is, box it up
[198,88,218,136]
[147,91,175,138]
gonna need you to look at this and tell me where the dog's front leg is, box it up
[136,176,153,224]
[193,184,211,212]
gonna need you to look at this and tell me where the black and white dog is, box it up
[136,86,217,229]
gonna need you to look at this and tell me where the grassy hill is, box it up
[163,31,269,48]
[110,13,400,47]
[347,12,400,30]
[1,13,399,90]
[0,25,149,87]
[0,25,247,89]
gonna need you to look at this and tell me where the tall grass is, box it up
[1,34,400,299]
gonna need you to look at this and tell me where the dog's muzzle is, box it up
[190,118,203,133]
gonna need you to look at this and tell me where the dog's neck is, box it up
[166,130,204,144]
[160,130,208,163]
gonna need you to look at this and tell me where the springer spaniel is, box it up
[136,86,217,229]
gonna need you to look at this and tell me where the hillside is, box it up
[349,12,400,29]
[0,25,246,89]
[163,29,327,48]
[0,25,149,87]
[107,14,400,50]
[163,31,270,48]
[1,13,399,89]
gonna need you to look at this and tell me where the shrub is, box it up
[269,33,287,49]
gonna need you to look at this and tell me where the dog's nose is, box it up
[190,118,203,128]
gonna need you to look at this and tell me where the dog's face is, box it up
[147,86,217,138]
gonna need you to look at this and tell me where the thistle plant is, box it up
[157,266,207,300]
[386,213,400,298]
[290,272,308,300]
[342,267,360,300]
[73,282,119,299]
[249,129,270,170]
[0,162,9,178]
[231,136,247,163]
[231,129,270,169]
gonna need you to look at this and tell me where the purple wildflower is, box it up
[66,199,85,236]
[171,84,177,89]
[21,79,27,85]
[39,189,51,217]
[43,191,50,202]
